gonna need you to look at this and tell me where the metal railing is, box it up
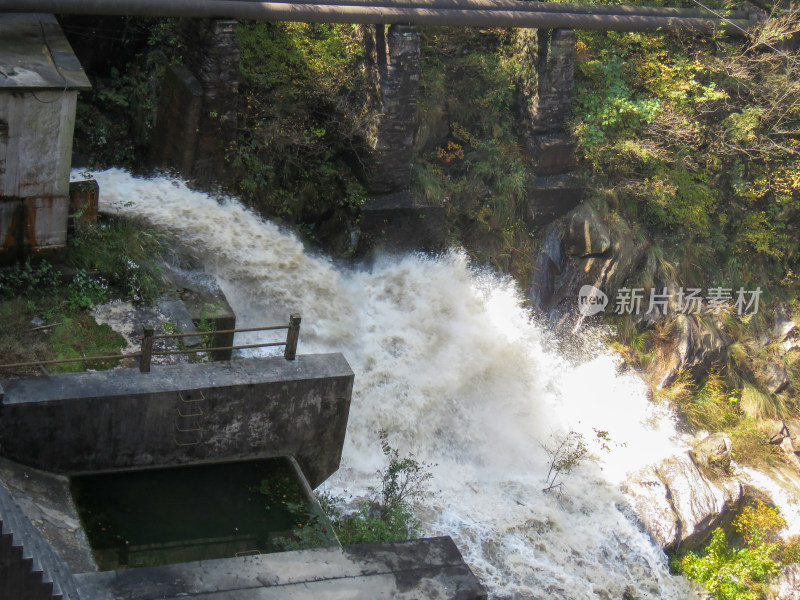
[0,313,302,374]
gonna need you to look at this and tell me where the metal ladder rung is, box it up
[173,435,201,447]
[179,390,206,403]
[174,424,203,433]
[177,406,204,417]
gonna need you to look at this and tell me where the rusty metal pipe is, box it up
[0,0,751,33]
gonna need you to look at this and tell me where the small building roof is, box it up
[0,13,91,90]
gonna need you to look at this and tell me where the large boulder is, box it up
[528,203,645,325]
[762,420,790,445]
[768,564,800,600]
[690,433,733,472]
[756,362,791,395]
[652,314,730,388]
[786,421,800,453]
[622,451,742,551]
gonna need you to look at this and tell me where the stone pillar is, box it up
[151,19,239,185]
[531,29,576,134]
[362,24,420,194]
[515,29,581,225]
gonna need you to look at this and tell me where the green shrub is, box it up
[318,432,434,546]
[679,502,789,600]
[67,217,167,304]
[681,528,780,600]
[72,18,180,169]
[0,261,61,300]
[67,269,108,311]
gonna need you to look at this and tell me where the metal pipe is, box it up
[221,0,749,19]
[0,0,751,33]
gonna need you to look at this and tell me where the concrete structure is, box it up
[362,24,421,195]
[358,191,445,253]
[1,456,487,599]
[0,478,81,600]
[0,354,487,600]
[74,537,486,600]
[0,355,353,487]
[151,20,239,186]
[515,28,583,224]
[0,13,90,265]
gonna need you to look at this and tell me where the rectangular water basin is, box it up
[70,457,338,571]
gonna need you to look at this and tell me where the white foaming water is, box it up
[90,169,698,599]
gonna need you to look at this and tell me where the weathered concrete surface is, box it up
[531,29,576,134]
[0,456,95,574]
[150,64,204,178]
[0,355,353,487]
[358,191,445,253]
[0,14,90,92]
[0,478,82,599]
[0,13,90,264]
[525,174,583,225]
[75,537,487,600]
[532,132,577,176]
[151,19,239,185]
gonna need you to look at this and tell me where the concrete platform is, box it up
[75,537,487,600]
[0,355,354,487]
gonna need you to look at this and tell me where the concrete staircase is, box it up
[0,481,80,600]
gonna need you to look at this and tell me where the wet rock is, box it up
[620,465,678,549]
[768,563,800,600]
[529,254,558,310]
[622,452,742,551]
[774,305,799,354]
[786,421,800,453]
[652,314,730,389]
[528,221,565,312]
[318,210,360,258]
[757,362,791,395]
[762,420,789,444]
[529,205,644,326]
[691,433,733,472]
[658,454,742,549]
[564,204,611,257]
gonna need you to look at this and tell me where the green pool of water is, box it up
[70,457,338,571]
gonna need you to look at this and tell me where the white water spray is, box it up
[89,169,699,599]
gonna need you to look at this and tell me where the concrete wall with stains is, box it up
[0,14,91,265]
[0,355,354,488]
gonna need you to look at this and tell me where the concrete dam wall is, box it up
[0,355,353,487]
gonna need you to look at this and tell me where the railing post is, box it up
[140,325,154,373]
[284,313,301,360]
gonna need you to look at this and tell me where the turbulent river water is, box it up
[89,169,701,599]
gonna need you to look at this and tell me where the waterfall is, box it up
[87,168,700,600]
